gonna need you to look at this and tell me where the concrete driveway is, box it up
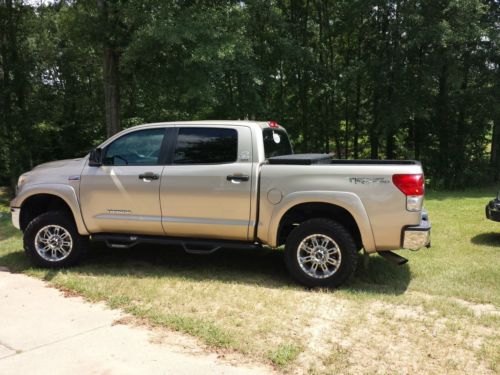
[0,271,272,375]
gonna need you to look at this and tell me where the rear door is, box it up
[80,128,169,235]
[160,126,254,240]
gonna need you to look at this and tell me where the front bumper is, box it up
[403,211,431,250]
[11,207,20,230]
[486,199,500,222]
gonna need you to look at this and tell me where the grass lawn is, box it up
[0,188,499,374]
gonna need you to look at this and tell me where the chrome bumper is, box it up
[403,211,431,251]
[11,207,20,230]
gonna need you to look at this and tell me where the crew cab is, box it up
[10,121,431,287]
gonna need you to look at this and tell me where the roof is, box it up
[127,120,275,131]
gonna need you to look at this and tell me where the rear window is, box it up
[174,127,238,164]
[263,128,292,158]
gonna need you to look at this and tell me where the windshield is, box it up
[263,128,293,158]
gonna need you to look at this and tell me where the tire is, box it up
[284,218,358,288]
[23,210,88,268]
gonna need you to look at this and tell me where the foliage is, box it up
[0,0,498,188]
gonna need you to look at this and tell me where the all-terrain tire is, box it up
[284,218,358,288]
[23,210,88,268]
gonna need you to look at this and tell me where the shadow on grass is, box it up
[0,243,411,295]
[471,232,500,247]
[0,217,19,242]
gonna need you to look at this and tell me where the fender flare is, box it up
[266,191,376,252]
[12,184,89,236]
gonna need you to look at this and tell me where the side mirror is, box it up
[89,148,103,167]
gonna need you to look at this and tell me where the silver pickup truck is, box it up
[10,120,430,287]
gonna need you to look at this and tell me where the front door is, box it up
[160,126,254,240]
[80,128,167,235]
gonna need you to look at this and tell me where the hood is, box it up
[18,157,88,190]
[33,157,86,171]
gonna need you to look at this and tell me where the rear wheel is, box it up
[24,210,87,268]
[284,218,358,288]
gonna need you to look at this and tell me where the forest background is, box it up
[1,0,499,189]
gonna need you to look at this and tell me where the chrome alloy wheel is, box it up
[34,225,73,262]
[297,234,342,279]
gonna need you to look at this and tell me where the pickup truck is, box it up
[10,120,431,287]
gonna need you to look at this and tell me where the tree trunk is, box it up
[454,56,470,187]
[98,0,121,137]
[436,61,450,187]
[492,118,500,182]
[370,89,380,159]
[413,118,421,160]
[299,71,309,150]
[386,133,395,159]
[103,47,121,137]
[344,33,351,158]
[353,33,362,159]
[385,0,400,161]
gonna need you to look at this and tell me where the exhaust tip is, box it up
[378,251,408,266]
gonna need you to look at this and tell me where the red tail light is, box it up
[268,120,280,128]
[392,174,424,196]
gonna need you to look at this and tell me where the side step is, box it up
[378,251,408,265]
[91,233,260,255]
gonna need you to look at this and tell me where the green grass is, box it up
[267,343,302,368]
[1,187,499,373]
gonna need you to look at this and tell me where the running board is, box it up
[378,251,408,265]
[91,233,260,254]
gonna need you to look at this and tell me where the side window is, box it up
[103,129,165,166]
[174,128,238,164]
[263,128,293,158]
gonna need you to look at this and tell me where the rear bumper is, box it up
[402,211,431,250]
[11,207,20,230]
[486,199,500,222]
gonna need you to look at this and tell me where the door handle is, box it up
[139,172,159,181]
[226,174,249,182]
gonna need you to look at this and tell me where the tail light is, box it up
[268,121,281,128]
[392,174,424,211]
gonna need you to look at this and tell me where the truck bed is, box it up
[267,154,421,166]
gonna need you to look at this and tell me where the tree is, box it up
[97,0,122,137]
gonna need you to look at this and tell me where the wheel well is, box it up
[20,194,74,231]
[277,202,362,249]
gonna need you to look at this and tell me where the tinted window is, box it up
[263,128,292,158]
[103,129,165,166]
[174,128,238,164]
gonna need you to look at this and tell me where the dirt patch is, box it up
[409,291,500,317]
[284,293,498,374]
[449,297,500,316]
[294,294,351,373]
[339,302,493,375]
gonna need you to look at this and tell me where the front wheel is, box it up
[284,218,358,288]
[24,210,87,268]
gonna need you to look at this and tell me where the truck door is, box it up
[80,128,168,235]
[160,126,254,240]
